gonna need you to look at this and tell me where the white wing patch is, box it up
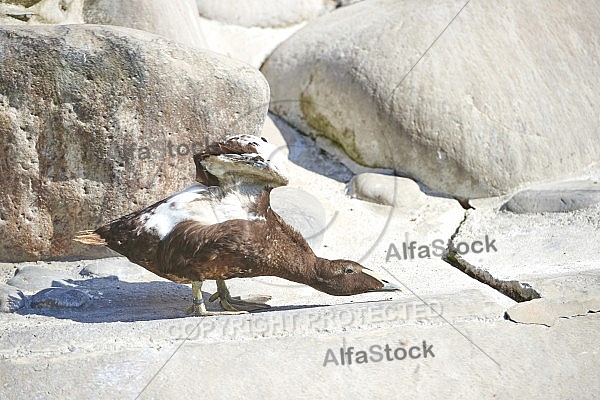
[141,184,263,239]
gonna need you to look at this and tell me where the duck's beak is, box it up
[361,268,402,292]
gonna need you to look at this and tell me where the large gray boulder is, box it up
[83,0,208,49]
[0,24,269,261]
[262,0,600,198]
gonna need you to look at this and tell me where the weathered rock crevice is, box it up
[442,213,541,303]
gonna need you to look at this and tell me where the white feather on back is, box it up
[141,184,262,239]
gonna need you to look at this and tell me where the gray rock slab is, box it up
[6,265,76,294]
[30,287,91,309]
[505,297,599,327]
[13,0,82,24]
[450,203,600,302]
[259,114,517,321]
[348,173,429,208]
[262,0,600,198]
[0,283,27,312]
[79,257,162,282]
[2,1,40,9]
[0,311,598,399]
[502,179,600,213]
[198,15,306,69]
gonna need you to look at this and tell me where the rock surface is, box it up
[83,0,208,49]
[12,0,84,24]
[0,24,269,261]
[196,0,336,28]
[348,173,428,208]
[7,265,78,293]
[79,257,160,282]
[30,287,90,308]
[270,186,327,250]
[505,297,600,327]
[2,0,41,8]
[449,200,600,303]
[197,15,305,68]
[262,0,600,198]
[0,283,27,312]
[502,178,600,213]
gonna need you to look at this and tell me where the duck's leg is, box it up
[208,279,271,312]
[185,281,247,316]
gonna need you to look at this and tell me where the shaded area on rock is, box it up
[30,287,91,308]
[0,283,27,312]
[501,179,600,213]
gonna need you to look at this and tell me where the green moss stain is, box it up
[299,92,367,166]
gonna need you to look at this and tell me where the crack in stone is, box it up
[442,211,541,303]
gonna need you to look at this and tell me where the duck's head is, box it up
[194,135,288,188]
[311,259,401,296]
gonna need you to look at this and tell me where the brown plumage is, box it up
[74,134,400,315]
[154,188,397,296]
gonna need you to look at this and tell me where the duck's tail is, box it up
[73,230,106,246]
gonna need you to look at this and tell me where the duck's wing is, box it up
[194,134,288,187]
[156,218,263,281]
[84,185,219,268]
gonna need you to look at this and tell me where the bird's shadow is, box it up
[16,276,325,323]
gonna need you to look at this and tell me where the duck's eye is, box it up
[345,267,355,274]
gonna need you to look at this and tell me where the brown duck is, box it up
[75,135,400,316]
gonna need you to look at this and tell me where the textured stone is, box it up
[0,3,35,25]
[505,297,600,327]
[0,283,27,312]
[197,16,304,68]
[0,24,269,261]
[79,257,162,282]
[270,186,327,250]
[196,0,336,28]
[450,202,600,302]
[6,265,73,293]
[83,0,208,49]
[348,173,426,208]
[502,179,600,213]
[23,0,84,24]
[30,287,90,308]
[2,0,41,7]
[262,0,600,198]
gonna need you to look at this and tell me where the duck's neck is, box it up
[247,206,331,288]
